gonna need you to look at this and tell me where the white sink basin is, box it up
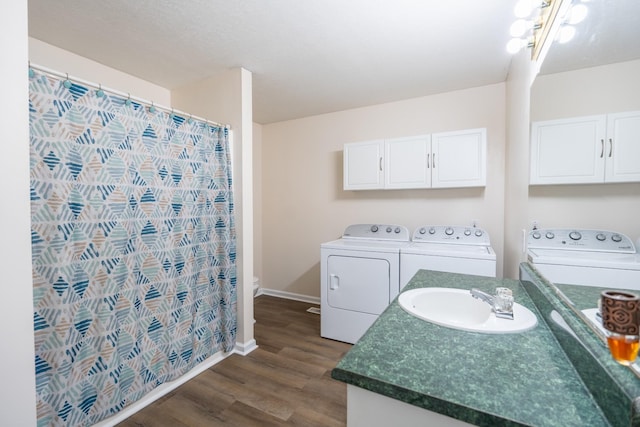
[398,287,537,334]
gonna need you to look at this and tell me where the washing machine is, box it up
[321,224,410,344]
[400,225,497,288]
[526,228,640,290]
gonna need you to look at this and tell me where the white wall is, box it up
[1,3,37,426]
[503,50,537,279]
[260,83,507,298]
[29,38,171,105]
[253,123,264,287]
[529,60,640,242]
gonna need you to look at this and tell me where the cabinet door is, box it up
[384,135,431,189]
[530,116,606,185]
[431,128,486,188]
[605,111,640,183]
[344,140,384,190]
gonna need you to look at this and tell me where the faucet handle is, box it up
[494,287,514,318]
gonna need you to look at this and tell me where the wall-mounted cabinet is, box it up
[530,111,640,185]
[343,128,486,190]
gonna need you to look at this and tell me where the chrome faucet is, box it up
[470,288,514,320]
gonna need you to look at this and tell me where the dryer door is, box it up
[326,255,390,315]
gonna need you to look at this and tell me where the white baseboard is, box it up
[259,288,320,305]
[94,349,232,426]
[234,339,258,355]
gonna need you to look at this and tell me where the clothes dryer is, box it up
[321,224,410,344]
[526,228,640,290]
[400,225,496,288]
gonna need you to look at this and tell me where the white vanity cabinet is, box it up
[530,111,640,185]
[343,128,486,190]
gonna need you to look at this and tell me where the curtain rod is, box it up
[29,63,231,130]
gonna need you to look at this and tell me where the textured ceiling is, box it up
[28,0,640,124]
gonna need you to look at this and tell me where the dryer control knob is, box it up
[445,227,454,236]
[611,234,623,243]
[370,225,379,233]
[386,226,392,233]
[545,232,555,239]
[394,227,401,234]
[596,233,607,241]
[475,229,483,237]
[569,231,582,241]
[429,227,436,234]
[532,231,541,239]
[419,227,426,234]
[464,229,471,236]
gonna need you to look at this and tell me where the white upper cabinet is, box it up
[431,128,487,188]
[343,128,486,190]
[530,111,640,185]
[605,111,640,183]
[384,135,431,189]
[343,139,385,190]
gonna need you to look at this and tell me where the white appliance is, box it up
[321,224,410,344]
[527,228,640,290]
[400,225,497,288]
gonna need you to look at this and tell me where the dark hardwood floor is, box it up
[117,296,352,426]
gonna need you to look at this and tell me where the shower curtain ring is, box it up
[125,93,132,107]
[96,84,105,98]
[63,73,72,89]
[149,102,156,114]
[188,114,193,124]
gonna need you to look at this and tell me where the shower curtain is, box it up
[29,70,236,427]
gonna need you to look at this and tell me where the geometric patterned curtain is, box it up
[28,70,236,427]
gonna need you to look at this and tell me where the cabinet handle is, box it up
[379,157,383,171]
[600,139,604,158]
[608,138,613,158]
[427,154,430,168]
[432,153,436,168]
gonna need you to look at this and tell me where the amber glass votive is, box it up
[601,290,640,366]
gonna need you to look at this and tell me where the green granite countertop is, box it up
[332,270,610,427]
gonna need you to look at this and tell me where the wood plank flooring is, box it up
[117,296,352,426]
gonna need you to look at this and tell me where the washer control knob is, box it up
[429,227,436,235]
[370,225,379,233]
[545,232,555,239]
[532,231,541,239]
[596,233,607,241]
[445,227,454,236]
[569,231,582,241]
[475,229,483,237]
[419,227,426,234]
[386,226,392,233]
[464,229,471,236]
[611,234,623,243]
[394,227,401,234]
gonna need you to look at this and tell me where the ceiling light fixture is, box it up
[506,0,588,60]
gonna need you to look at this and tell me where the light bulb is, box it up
[506,38,526,54]
[510,19,532,38]
[514,0,538,18]
[557,25,576,44]
[566,4,588,25]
